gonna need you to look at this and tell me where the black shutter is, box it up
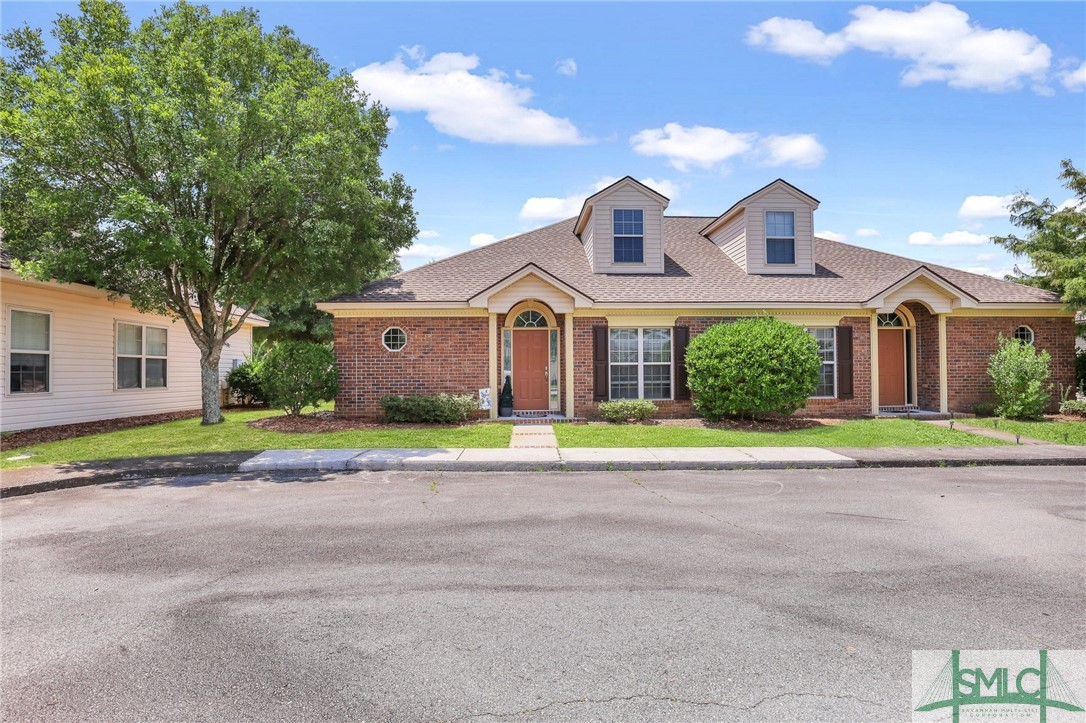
[837,325,854,399]
[674,325,691,400]
[593,325,609,402]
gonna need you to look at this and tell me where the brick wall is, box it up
[946,315,1076,413]
[573,315,872,419]
[906,303,940,411]
[333,316,489,419]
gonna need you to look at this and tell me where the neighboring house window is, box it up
[609,328,672,400]
[383,327,407,351]
[808,328,836,398]
[117,322,168,389]
[1014,325,1034,344]
[766,211,796,264]
[9,309,51,394]
[613,209,644,263]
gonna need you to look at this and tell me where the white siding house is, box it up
[1,269,267,431]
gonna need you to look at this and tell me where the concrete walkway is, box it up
[509,424,558,449]
[5,445,1086,498]
[923,419,1049,445]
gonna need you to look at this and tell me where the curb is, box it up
[1,461,244,499]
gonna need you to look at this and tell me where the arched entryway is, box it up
[877,307,917,408]
[503,301,560,414]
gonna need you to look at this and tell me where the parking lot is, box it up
[3,466,1084,721]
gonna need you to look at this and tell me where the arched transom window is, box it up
[877,313,904,328]
[513,310,548,328]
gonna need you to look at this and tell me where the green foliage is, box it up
[381,394,477,424]
[1059,399,1086,418]
[1076,347,1086,389]
[258,341,338,416]
[993,160,1085,311]
[684,317,822,421]
[987,336,1053,420]
[1,0,416,423]
[971,400,999,418]
[598,399,658,424]
[225,341,270,405]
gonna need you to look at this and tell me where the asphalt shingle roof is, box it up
[331,217,1062,305]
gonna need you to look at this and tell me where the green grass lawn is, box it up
[1,408,512,469]
[967,417,1086,445]
[554,418,1007,448]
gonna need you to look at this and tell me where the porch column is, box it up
[565,314,575,418]
[488,312,498,419]
[938,313,949,413]
[870,313,880,415]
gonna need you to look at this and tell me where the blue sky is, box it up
[5,1,1085,275]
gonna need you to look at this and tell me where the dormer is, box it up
[574,177,669,274]
[700,179,819,275]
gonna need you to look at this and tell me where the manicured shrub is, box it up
[381,393,477,424]
[1059,399,1086,418]
[598,399,657,424]
[226,361,267,406]
[987,335,1052,420]
[258,341,338,416]
[685,317,821,421]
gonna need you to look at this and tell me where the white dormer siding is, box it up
[575,177,669,275]
[701,179,819,276]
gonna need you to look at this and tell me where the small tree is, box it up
[685,317,821,421]
[987,336,1053,420]
[258,341,338,416]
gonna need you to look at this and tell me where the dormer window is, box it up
[612,209,644,263]
[766,211,796,264]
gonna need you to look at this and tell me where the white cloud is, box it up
[555,58,577,77]
[352,48,588,145]
[1059,197,1085,211]
[756,134,826,168]
[399,242,452,259]
[514,69,532,81]
[519,176,681,223]
[1059,61,1086,91]
[630,123,758,172]
[386,115,399,132]
[817,230,847,242]
[964,266,1014,279]
[958,194,1017,219]
[469,233,500,247]
[855,227,880,238]
[908,230,990,246]
[416,229,440,239]
[975,252,998,262]
[747,2,1053,93]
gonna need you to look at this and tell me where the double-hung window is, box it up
[9,309,51,393]
[613,209,644,263]
[117,322,168,389]
[609,328,672,400]
[766,211,796,264]
[808,328,836,397]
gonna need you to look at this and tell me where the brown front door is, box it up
[512,329,549,410]
[878,329,907,406]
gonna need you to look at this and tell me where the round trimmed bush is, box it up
[258,341,339,416]
[685,317,822,421]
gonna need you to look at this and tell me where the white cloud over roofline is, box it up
[908,230,991,246]
[629,123,825,172]
[747,2,1055,93]
[352,48,589,146]
[519,176,680,223]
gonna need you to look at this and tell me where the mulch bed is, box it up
[2,409,205,451]
[248,412,468,433]
[597,417,840,432]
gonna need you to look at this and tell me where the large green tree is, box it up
[1,0,416,424]
[994,160,1086,314]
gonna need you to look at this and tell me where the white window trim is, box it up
[807,327,837,399]
[611,208,646,265]
[7,306,53,396]
[382,326,407,352]
[765,210,797,266]
[608,327,674,401]
[1014,325,1035,344]
[115,321,169,391]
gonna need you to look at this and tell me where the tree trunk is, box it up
[200,351,223,425]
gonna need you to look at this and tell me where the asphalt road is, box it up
[2,467,1084,722]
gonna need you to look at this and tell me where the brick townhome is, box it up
[318,178,1076,420]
